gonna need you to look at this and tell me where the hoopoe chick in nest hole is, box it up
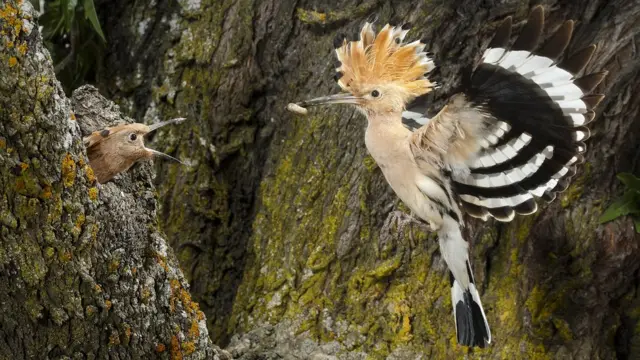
[83,118,188,183]
[289,6,607,348]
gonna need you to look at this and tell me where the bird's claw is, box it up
[385,210,433,247]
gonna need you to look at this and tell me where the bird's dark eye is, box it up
[371,90,380,98]
[129,133,137,141]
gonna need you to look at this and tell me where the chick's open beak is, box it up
[144,117,189,166]
[146,148,188,165]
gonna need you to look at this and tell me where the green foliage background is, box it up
[31,0,105,93]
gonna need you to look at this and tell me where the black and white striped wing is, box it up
[457,6,606,222]
[405,6,606,222]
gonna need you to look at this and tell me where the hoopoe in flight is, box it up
[289,6,606,347]
[83,118,187,183]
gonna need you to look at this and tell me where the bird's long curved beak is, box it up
[147,117,187,133]
[147,148,189,166]
[298,93,361,107]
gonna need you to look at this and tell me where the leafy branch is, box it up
[30,0,106,93]
[599,173,640,233]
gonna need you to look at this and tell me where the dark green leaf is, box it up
[617,173,640,192]
[83,0,106,42]
[599,195,637,223]
[67,0,78,12]
[61,0,77,33]
[622,190,640,214]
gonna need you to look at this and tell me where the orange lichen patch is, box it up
[169,279,181,313]
[156,343,166,353]
[94,284,103,293]
[85,166,96,183]
[70,111,76,120]
[0,4,19,21]
[108,259,120,273]
[75,213,86,232]
[188,319,200,339]
[141,288,152,303]
[132,267,137,275]
[0,137,6,149]
[155,253,169,272]
[40,184,52,199]
[77,158,85,167]
[59,251,72,262]
[91,223,99,241]
[105,299,112,310]
[61,153,76,188]
[181,341,195,355]
[169,278,203,318]
[109,331,120,346]
[88,187,98,201]
[170,336,183,360]
[19,162,28,171]
[179,288,201,316]
[8,57,17,67]
[15,178,25,191]
[124,325,132,342]
[17,42,26,55]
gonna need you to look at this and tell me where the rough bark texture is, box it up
[80,0,640,358]
[0,2,233,358]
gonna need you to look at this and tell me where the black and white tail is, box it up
[438,216,491,347]
[454,6,606,221]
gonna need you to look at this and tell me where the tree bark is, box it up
[94,0,640,358]
[0,2,232,358]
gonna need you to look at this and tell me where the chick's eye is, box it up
[129,133,137,141]
[371,90,380,98]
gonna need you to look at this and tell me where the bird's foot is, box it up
[385,210,433,247]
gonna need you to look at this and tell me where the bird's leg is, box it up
[386,210,433,247]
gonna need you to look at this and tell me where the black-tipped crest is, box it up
[100,129,110,137]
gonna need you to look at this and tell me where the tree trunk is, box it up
[103,0,640,358]
[0,2,232,358]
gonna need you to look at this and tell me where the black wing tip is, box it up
[560,44,597,75]
[582,94,605,110]
[574,71,608,93]
[537,20,574,59]
[488,207,515,222]
[488,16,513,49]
[512,5,545,51]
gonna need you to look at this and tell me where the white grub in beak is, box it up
[286,103,308,115]
[286,93,361,115]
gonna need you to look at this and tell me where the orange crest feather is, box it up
[335,23,435,97]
